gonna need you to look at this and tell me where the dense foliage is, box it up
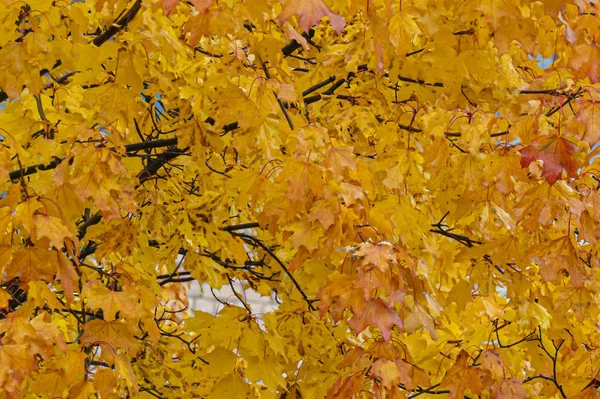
[1,0,600,398]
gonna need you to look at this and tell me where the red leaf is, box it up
[162,0,179,15]
[519,136,580,184]
[163,0,210,15]
[277,0,346,34]
[190,0,212,13]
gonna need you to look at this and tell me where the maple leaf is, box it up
[163,0,212,15]
[576,98,600,146]
[81,320,140,355]
[92,369,118,398]
[0,344,35,395]
[440,350,492,399]
[404,302,438,340]
[481,350,505,379]
[33,214,75,249]
[282,22,311,51]
[568,43,600,83]
[115,353,139,392]
[395,359,431,391]
[323,145,357,175]
[4,0,600,397]
[352,241,398,272]
[5,247,55,282]
[347,298,403,341]
[82,280,144,321]
[55,251,79,306]
[570,386,600,399]
[281,157,324,202]
[162,0,179,15]
[371,359,402,388]
[318,273,363,321]
[529,235,588,287]
[277,0,346,34]
[491,378,530,399]
[327,374,365,399]
[519,136,580,184]
[30,370,69,399]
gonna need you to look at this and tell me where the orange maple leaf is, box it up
[33,214,75,250]
[568,43,600,83]
[318,273,363,321]
[519,136,580,184]
[277,0,346,34]
[163,0,211,15]
[82,280,144,321]
[327,373,365,399]
[323,145,357,175]
[395,359,431,391]
[55,251,79,307]
[440,350,491,399]
[283,158,323,202]
[5,247,55,282]
[347,298,402,341]
[576,98,600,146]
[529,235,588,287]
[353,242,398,272]
[491,378,530,399]
[81,320,140,355]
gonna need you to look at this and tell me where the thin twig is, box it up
[226,275,252,314]
[261,61,294,130]
[229,232,316,311]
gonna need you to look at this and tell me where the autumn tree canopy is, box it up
[1,0,600,397]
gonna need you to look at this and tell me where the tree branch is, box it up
[229,232,316,311]
[92,0,142,47]
[8,137,179,181]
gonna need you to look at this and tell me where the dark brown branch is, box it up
[78,212,102,239]
[461,86,477,107]
[194,47,223,58]
[229,232,316,311]
[520,88,564,95]
[323,79,346,95]
[398,75,444,87]
[493,320,535,348]
[204,156,231,178]
[157,271,191,280]
[221,222,260,232]
[302,76,336,97]
[92,0,142,47]
[430,211,482,247]
[534,327,567,398]
[158,277,195,286]
[8,137,179,181]
[282,29,316,56]
[524,374,556,383]
[545,89,583,117]
[261,61,294,130]
[406,48,425,57]
[304,93,359,106]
